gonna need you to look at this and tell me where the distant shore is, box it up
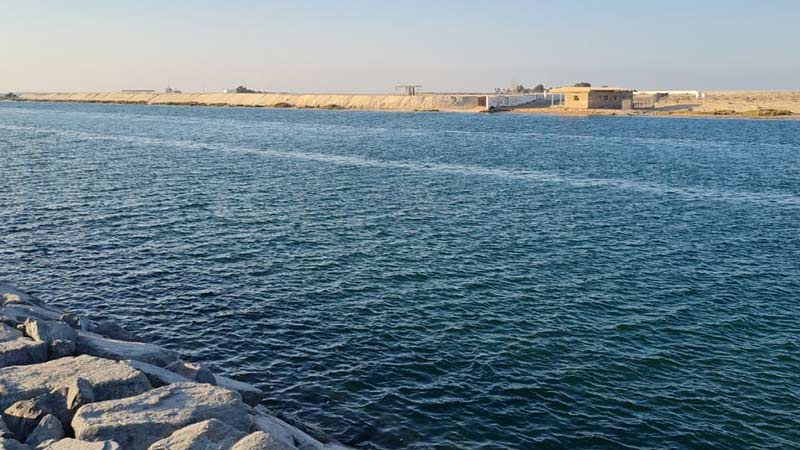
[13,91,800,119]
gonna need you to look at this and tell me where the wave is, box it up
[2,123,799,207]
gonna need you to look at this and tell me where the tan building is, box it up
[550,86,634,110]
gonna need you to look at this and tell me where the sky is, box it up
[2,0,799,93]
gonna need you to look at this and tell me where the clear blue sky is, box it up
[2,0,798,93]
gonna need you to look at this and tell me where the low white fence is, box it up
[486,93,563,110]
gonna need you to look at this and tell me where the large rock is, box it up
[76,331,177,367]
[0,416,13,438]
[214,375,264,407]
[146,419,247,450]
[0,336,48,368]
[57,313,84,330]
[0,284,46,307]
[0,323,22,342]
[22,320,77,359]
[2,391,69,440]
[5,378,96,437]
[72,382,252,450]
[89,320,137,342]
[249,414,297,450]
[39,438,122,450]
[0,355,152,410]
[65,378,94,411]
[232,431,296,450]
[25,414,64,448]
[0,304,63,325]
[22,319,77,344]
[1,284,63,329]
[123,359,193,387]
[166,360,216,385]
[0,436,32,449]
[251,408,350,450]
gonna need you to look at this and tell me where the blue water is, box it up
[1,102,799,450]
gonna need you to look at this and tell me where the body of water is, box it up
[1,102,799,450]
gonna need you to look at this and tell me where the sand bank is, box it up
[17,91,800,119]
[20,92,484,112]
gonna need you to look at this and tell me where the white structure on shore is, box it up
[636,90,706,99]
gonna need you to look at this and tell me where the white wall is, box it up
[486,93,562,109]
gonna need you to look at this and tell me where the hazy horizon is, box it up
[2,0,799,93]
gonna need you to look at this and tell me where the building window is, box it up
[573,96,579,101]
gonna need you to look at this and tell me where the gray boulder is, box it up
[146,419,247,450]
[123,359,193,387]
[232,431,296,450]
[65,378,94,411]
[72,382,252,450]
[0,436,33,449]
[22,320,77,359]
[25,414,64,448]
[251,408,351,450]
[1,292,24,307]
[1,284,63,329]
[76,331,177,367]
[214,375,264,407]
[22,319,77,344]
[0,304,63,325]
[89,321,137,342]
[2,391,69,440]
[0,355,152,410]
[0,416,13,438]
[38,438,122,450]
[166,360,216,384]
[0,323,48,369]
[0,284,45,307]
[48,340,76,359]
[57,313,83,330]
[0,335,48,369]
[249,413,297,450]
[0,323,22,342]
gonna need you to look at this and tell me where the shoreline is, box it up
[9,92,800,120]
[506,107,800,120]
[0,282,352,450]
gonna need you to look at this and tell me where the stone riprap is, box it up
[0,283,353,450]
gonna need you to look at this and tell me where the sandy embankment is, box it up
[18,91,800,119]
[650,91,800,117]
[512,91,800,118]
[20,92,485,112]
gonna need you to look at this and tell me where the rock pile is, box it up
[0,283,352,450]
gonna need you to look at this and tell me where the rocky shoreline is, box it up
[0,283,352,450]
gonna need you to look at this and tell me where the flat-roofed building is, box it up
[550,86,634,110]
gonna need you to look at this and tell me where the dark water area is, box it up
[1,102,799,450]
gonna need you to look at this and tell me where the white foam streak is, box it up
[2,124,799,206]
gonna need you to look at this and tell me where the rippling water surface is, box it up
[1,102,799,450]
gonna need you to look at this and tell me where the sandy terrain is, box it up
[510,91,800,119]
[16,91,800,119]
[19,92,484,112]
[649,91,800,117]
